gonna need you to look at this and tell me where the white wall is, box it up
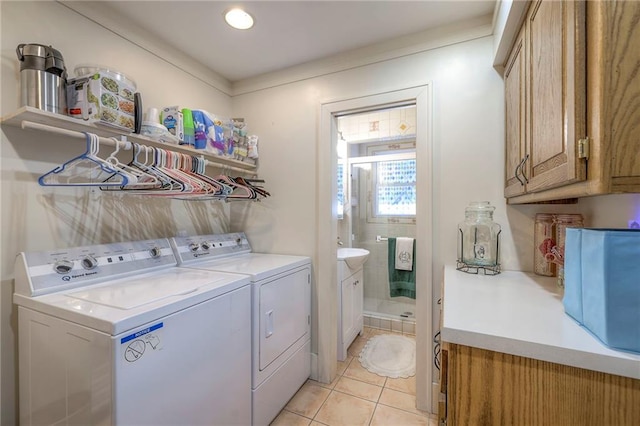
[1,2,233,423]
[231,31,504,411]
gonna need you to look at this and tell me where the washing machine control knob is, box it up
[80,255,98,270]
[149,247,162,258]
[201,242,211,250]
[53,260,74,274]
[189,243,200,252]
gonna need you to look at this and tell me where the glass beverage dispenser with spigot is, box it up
[457,201,501,274]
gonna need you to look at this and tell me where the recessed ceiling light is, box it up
[224,8,254,30]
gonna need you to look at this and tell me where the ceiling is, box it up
[98,1,496,83]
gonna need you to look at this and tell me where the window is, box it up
[374,158,416,217]
[364,142,416,223]
[337,160,345,219]
[336,104,417,223]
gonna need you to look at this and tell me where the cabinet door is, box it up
[353,269,363,331]
[341,276,355,340]
[525,0,586,192]
[504,25,527,197]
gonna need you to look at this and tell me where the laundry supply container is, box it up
[67,66,137,132]
[563,228,640,354]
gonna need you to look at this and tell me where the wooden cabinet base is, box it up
[447,344,640,426]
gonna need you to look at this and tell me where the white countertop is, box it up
[441,265,640,380]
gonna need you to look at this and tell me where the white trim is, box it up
[492,0,529,71]
[348,152,416,165]
[317,84,434,412]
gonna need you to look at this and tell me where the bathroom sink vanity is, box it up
[337,248,369,361]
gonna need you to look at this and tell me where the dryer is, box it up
[14,238,252,425]
[171,232,311,426]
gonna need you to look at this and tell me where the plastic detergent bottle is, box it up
[182,108,195,147]
[161,106,185,144]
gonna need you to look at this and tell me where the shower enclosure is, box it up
[337,105,417,330]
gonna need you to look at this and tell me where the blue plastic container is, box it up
[563,228,640,354]
[563,228,583,323]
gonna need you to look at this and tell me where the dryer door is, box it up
[258,267,310,370]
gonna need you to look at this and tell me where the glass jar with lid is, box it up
[457,201,501,273]
[534,213,557,276]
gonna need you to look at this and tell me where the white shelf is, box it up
[1,106,258,173]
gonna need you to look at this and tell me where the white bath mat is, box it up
[359,334,416,378]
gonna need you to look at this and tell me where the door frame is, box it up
[316,84,434,411]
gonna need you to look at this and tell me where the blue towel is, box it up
[388,237,416,299]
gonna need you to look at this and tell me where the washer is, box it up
[13,238,252,425]
[171,232,311,426]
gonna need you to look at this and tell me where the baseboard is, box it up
[431,381,440,413]
[310,352,318,381]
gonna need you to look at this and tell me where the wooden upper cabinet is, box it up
[503,0,639,203]
[504,26,526,198]
[526,0,586,192]
[602,1,640,191]
[504,0,587,199]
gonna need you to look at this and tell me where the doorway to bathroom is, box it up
[337,105,417,330]
[318,85,433,411]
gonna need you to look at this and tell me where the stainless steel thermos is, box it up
[16,43,67,114]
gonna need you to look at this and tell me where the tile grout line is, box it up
[279,327,425,426]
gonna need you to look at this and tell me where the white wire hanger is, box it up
[101,140,160,190]
[39,132,130,187]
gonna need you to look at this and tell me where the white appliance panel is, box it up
[252,340,311,426]
[18,286,251,426]
[114,285,251,425]
[259,267,310,370]
[18,309,113,426]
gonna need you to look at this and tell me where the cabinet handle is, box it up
[521,154,529,183]
[515,159,525,186]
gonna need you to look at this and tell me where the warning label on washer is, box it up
[121,322,163,364]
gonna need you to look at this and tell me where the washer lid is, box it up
[187,253,310,281]
[67,276,208,310]
[14,267,250,336]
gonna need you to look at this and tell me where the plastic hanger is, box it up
[101,138,162,190]
[235,177,270,198]
[214,174,255,199]
[39,132,130,187]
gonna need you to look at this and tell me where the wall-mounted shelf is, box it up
[0,106,258,174]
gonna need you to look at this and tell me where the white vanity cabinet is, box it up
[337,261,364,361]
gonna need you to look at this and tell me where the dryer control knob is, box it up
[53,259,74,274]
[189,243,200,252]
[149,247,162,258]
[81,255,98,270]
[201,242,211,250]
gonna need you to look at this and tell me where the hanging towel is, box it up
[395,237,414,271]
[388,237,416,299]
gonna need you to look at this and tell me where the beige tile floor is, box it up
[271,327,438,426]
